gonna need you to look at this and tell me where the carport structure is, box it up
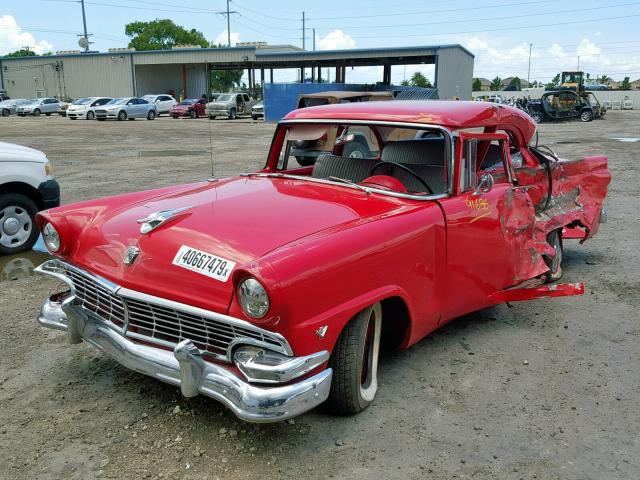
[0,44,474,101]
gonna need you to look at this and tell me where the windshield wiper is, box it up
[328,176,371,195]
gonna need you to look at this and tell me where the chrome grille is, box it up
[62,265,126,328]
[42,260,289,360]
[125,297,283,357]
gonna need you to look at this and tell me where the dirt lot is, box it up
[1,111,638,480]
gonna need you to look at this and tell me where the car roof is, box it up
[284,100,537,145]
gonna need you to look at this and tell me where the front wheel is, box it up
[147,110,156,120]
[86,111,95,120]
[189,110,196,119]
[228,108,236,120]
[326,303,382,415]
[118,110,127,121]
[580,110,593,122]
[209,114,216,120]
[0,193,39,255]
[2,109,9,117]
[33,109,41,117]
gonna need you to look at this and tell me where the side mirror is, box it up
[335,133,356,145]
[474,173,494,195]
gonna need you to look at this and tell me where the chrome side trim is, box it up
[37,296,331,423]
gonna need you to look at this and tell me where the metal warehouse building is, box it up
[0,44,473,101]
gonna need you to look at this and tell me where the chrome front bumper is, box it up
[38,295,332,422]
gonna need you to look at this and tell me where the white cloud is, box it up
[0,15,53,55]
[214,30,240,47]
[316,30,355,50]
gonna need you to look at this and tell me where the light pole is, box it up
[527,43,532,85]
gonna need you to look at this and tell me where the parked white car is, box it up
[95,97,157,121]
[16,98,60,116]
[66,97,113,120]
[0,99,30,117]
[0,142,60,254]
[141,94,177,116]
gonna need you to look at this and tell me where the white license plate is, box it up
[172,245,236,282]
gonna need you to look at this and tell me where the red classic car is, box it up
[169,98,206,118]
[35,101,610,422]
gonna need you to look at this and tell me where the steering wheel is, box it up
[369,161,433,194]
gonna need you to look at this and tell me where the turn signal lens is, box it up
[42,223,61,252]
[237,277,270,319]
[44,162,53,176]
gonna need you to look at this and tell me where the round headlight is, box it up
[237,277,270,319]
[42,223,61,252]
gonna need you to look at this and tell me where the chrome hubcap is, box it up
[0,206,32,248]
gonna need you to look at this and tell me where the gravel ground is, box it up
[0,111,638,480]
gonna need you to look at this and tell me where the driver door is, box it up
[437,132,539,319]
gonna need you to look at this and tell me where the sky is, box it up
[1,0,640,84]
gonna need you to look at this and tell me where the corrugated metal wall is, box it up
[185,64,208,99]
[135,64,182,97]
[435,48,474,100]
[1,54,134,99]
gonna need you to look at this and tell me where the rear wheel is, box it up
[118,110,127,121]
[209,114,216,120]
[86,111,95,120]
[147,110,156,120]
[326,303,382,415]
[545,230,563,282]
[0,194,39,255]
[343,139,371,158]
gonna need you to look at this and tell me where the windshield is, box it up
[217,94,234,102]
[29,98,39,103]
[73,97,93,105]
[107,98,128,105]
[274,122,450,197]
[180,99,197,105]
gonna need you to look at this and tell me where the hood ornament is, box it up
[137,206,192,234]
[123,246,140,265]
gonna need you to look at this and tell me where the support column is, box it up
[248,67,252,94]
[335,65,340,83]
[383,64,391,85]
[181,64,186,101]
[270,68,274,83]
[260,68,264,89]
[317,66,322,83]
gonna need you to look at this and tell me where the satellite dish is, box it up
[78,37,89,49]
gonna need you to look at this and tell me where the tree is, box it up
[546,73,561,89]
[472,78,482,91]
[598,74,611,85]
[400,79,410,86]
[409,72,433,88]
[621,77,632,90]
[6,48,36,58]
[508,76,522,91]
[211,69,244,93]
[125,19,208,50]
[490,76,502,91]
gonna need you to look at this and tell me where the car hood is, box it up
[208,101,232,108]
[0,141,47,163]
[54,175,410,313]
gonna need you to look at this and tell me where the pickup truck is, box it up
[0,142,60,254]
[206,93,258,119]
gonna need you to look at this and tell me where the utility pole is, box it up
[577,56,580,70]
[226,0,231,47]
[302,12,306,50]
[527,43,532,85]
[79,0,91,52]
[313,28,316,51]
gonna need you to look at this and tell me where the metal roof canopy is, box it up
[0,44,474,100]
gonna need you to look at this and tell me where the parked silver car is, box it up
[67,97,113,120]
[16,98,60,116]
[95,97,157,121]
[0,99,30,117]
[251,101,264,120]
[141,94,177,116]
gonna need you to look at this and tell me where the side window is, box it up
[460,139,478,192]
[243,94,249,102]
